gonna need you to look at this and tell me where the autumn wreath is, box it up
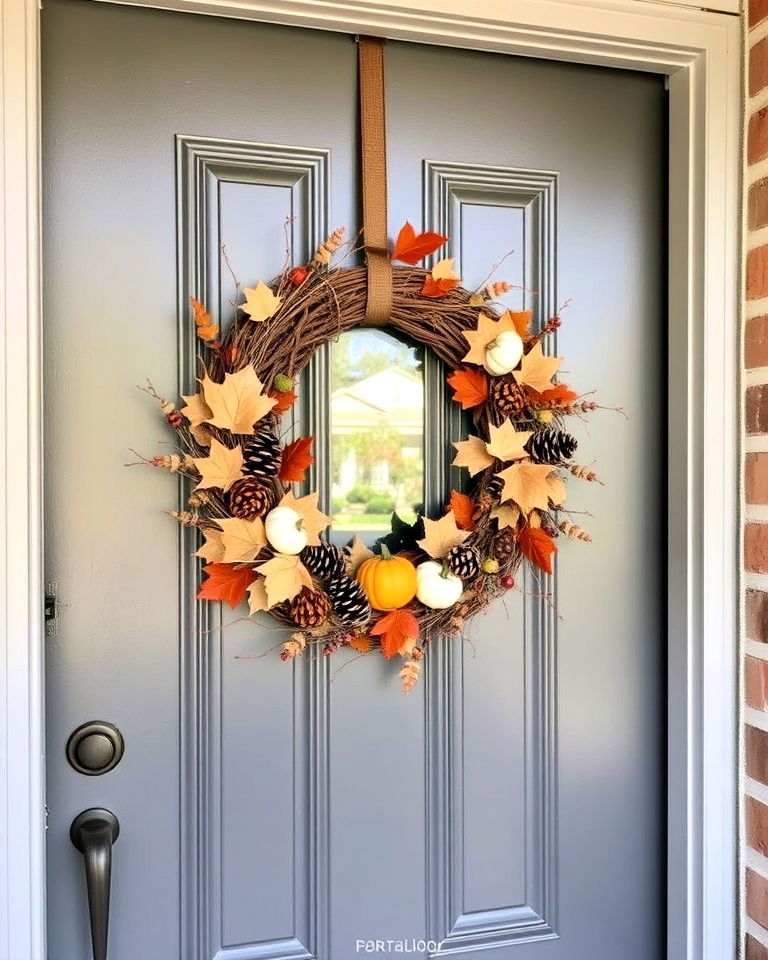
[139,223,602,692]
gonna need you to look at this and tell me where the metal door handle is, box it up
[70,808,120,960]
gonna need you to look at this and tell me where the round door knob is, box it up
[66,722,124,776]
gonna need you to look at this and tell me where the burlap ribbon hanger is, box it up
[358,36,393,327]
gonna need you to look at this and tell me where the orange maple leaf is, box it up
[371,609,420,659]
[190,297,219,342]
[269,389,298,415]
[526,383,579,406]
[422,275,460,298]
[447,368,489,409]
[392,221,448,265]
[197,563,254,608]
[448,490,476,531]
[507,309,533,338]
[517,525,557,575]
[278,436,315,483]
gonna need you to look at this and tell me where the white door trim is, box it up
[0,0,740,957]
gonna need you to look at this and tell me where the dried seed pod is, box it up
[570,464,603,484]
[188,488,216,509]
[312,226,346,267]
[151,453,196,473]
[280,632,307,661]
[469,280,512,305]
[558,521,592,543]
[400,655,422,693]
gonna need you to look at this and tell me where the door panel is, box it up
[42,4,666,959]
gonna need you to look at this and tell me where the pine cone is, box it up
[492,377,528,418]
[227,477,271,520]
[445,544,480,580]
[525,429,577,464]
[493,527,517,563]
[288,587,332,628]
[242,430,282,478]
[477,474,503,511]
[327,575,371,627]
[300,542,346,579]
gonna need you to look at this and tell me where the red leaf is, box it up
[448,491,476,531]
[392,221,448,265]
[447,368,489,409]
[370,609,421,659]
[197,563,254,608]
[269,389,298,415]
[421,275,459,298]
[526,383,579,406]
[278,436,315,483]
[517,525,557,575]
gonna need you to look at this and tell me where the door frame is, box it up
[0,0,741,957]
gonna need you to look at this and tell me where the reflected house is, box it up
[330,365,423,512]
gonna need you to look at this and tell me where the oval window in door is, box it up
[330,329,425,542]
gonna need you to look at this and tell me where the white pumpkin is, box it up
[264,506,308,555]
[416,561,464,610]
[483,330,524,376]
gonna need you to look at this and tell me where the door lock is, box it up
[66,721,124,776]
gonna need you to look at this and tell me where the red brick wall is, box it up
[747,4,768,955]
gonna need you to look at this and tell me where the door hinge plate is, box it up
[45,595,56,622]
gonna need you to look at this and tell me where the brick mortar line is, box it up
[747,573,768,592]
[750,20,768,45]
[748,777,768,807]
[750,88,768,116]
[748,296,768,317]
[746,506,768,522]
[748,226,768,251]
[747,640,768,660]
[747,706,768,732]
[747,846,768,878]
[748,917,768,949]
[746,366,768,385]
[748,159,768,188]
[745,437,768,454]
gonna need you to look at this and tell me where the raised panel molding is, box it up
[176,135,330,960]
[424,159,558,952]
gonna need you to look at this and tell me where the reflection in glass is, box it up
[330,330,424,534]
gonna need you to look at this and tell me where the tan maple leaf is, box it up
[278,490,331,545]
[546,473,567,507]
[452,436,494,476]
[217,517,267,563]
[195,527,225,563]
[512,342,562,394]
[462,312,521,366]
[417,512,469,559]
[181,391,213,446]
[192,437,243,492]
[240,281,282,323]
[495,462,557,515]
[247,578,269,615]
[200,366,276,435]
[345,535,375,575]
[254,554,313,606]
[485,420,533,462]
[490,503,521,529]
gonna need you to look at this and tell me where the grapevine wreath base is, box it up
[139,224,603,693]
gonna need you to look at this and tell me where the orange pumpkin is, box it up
[356,547,418,611]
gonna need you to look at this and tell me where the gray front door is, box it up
[42,3,666,958]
